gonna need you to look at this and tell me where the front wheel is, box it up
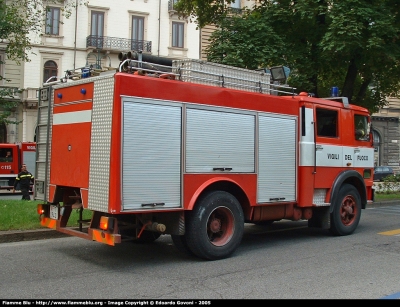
[185,191,244,260]
[329,184,361,236]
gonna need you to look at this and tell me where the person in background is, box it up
[13,164,34,201]
[4,151,12,162]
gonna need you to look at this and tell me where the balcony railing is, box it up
[168,0,179,11]
[0,86,21,99]
[86,35,152,53]
[226,7,243,15]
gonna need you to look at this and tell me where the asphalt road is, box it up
[1,204,400,299]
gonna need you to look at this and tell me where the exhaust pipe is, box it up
[118,51,173,70]
[118,51,172,72]
[123,50,173,67]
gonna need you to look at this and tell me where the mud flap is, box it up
[308,207,330,229]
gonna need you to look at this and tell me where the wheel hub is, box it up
[341,197,356,224]
[209,218,221,233]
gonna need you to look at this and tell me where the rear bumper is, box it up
[40,216,121,245]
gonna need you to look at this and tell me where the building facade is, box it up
[371,97,400,173]
[0,0,201,144]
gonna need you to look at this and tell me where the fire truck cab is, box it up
[0,142,36,190]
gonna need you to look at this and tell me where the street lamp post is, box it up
[86,50,111,70]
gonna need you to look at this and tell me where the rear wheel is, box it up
[329,184,361,236]
[185,191,244,260]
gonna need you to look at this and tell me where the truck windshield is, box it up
[355,115,370,141]
[0,148,13,162]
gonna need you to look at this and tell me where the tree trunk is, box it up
[341,57,358,103]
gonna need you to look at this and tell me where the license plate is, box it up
[50,205,58,220]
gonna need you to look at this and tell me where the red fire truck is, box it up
[0,142,36,190]
[35,56,374,260]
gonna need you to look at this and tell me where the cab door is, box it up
[314,106,343,188]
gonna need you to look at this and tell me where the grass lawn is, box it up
[0,200,92,231]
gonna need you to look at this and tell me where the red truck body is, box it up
[35,57,375,260]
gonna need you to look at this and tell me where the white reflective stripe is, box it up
[300,143,374,167]
[53,110,92,125]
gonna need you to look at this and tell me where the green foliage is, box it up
[177,0,400,113]
[205,10,285,69]
[0,87,22,125]
[174,0,232,29]
[0,199,92,231]
[0,0,88,125]
[0,0,87,64]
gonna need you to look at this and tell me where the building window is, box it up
[131,16,144,51]
[172,22,184,48]
[228,0,242,14]
[231,0,241,8]
[0,53,4,85]
[45,7,60,35]
[43,60,58,83]
[90,11,105,48]
[373,130,381,166]
[169,0,179,11]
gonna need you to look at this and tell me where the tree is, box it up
[0,0,87,125]
[175,0,400,113]
[204,10,285,70]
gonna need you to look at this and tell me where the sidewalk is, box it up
[369,199,400,208]
[1,199,398,244]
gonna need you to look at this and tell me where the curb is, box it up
[1,200,399,244]
[0,228,68,244]
[368,200,400,208]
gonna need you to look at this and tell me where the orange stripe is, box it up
[53,101,92,114]
[91,229,121,245]
[40,217,57,229]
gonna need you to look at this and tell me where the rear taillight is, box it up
[37,204,45,215]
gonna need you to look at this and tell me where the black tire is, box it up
[185,191,244,260]
[171,234,195,256]
[329,184,362,236]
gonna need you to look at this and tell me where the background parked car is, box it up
[373,166,394,181]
